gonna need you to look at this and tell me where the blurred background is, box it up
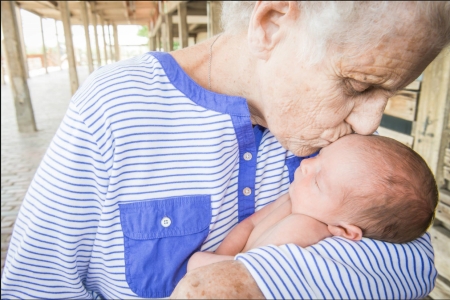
[1,2,449,298]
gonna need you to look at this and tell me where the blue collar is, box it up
[151,52,250,117]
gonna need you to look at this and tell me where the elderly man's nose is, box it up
[346,97,387,135]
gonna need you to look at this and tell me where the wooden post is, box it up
[80,1,94,73]
[149,23,156,51]
[90,6,101,66]
[1,53,6,85]
[100,16,108,64]
[106,22,113,62]
[148,33,154,51]
[39,17,48,74]
[164,14,173,51]
[2,39,9,85]
[207,1,223,38]
[1,1,37,132]
[416,49,450,300]
[156,28,161,51]
[113,23,120,62]
[14,4,29,78]
[54,19,62,70]
[413,48,450,182]
[59,1,79,95]
[177,2,188,49]
[161,20,167,51]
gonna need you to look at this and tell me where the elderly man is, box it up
[1,1,449,299]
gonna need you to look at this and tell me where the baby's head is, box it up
[290,134,438,243]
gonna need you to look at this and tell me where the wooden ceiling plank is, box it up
[93,2,124,12]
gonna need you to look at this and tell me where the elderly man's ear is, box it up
[248,1,300,60]
[328,224,363,241]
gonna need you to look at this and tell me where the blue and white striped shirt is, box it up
[1,52,436,299]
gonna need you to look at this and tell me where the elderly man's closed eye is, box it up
[2,1,449,299]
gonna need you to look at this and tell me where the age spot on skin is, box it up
[191,279,200,288]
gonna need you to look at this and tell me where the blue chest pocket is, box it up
[119,195,211,298]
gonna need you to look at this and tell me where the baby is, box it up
[187,134,438,271]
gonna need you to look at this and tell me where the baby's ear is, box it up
[328,224,362,241]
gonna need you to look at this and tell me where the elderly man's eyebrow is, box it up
[348,78,397,94]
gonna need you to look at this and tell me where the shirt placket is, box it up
[230,115,257,222]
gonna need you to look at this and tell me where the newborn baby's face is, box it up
[289,134,371,226]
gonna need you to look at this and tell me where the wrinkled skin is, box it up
[171,260,264,299]
[253,3,439,155]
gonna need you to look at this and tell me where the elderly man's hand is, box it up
[171,260,265,299]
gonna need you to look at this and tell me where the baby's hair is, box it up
[345,135,438,243]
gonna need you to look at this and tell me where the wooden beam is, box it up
[54,19,62,69]
[80,1,94,73]
[106,22,113,62]
[150,14,162,37]
[444,148,450,167]
[404,80,421,91]
[148,22,156,51]
[15,4,29,78]
[113,23,120,62]
[377,126,414,148]
[162,1,185,15]
[172,15,208,25]
[90,4,102,66]
[38,1,58,9]
[1,57,6,85]
[100,16,108,64]
[161,18,167,51]
[149,34,156,51]
[39,17,48,74]
[189,23,201,32]
[384,90,418,121]
[436,201,450,225]
[207,1,222,38]
[430,226,450,280]
[1,1,37,132]
[122,1,129,22]
[177,2,188,48]
[92,2,124,12]
[429,275,450,300]
[413,48,450,182]
[156,28,161,51]
[164,14,173,51]
[59,1,79,95]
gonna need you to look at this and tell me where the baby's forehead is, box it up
[331,135,391,160]
[325,136,394,180]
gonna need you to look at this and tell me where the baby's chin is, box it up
[288,185,298,201]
